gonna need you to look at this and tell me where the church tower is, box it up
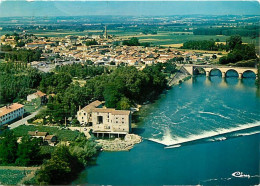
[104,25,108,39]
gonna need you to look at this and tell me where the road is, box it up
[8,109,41,130]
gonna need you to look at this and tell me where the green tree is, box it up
[123,37,140,46]
[36,146,83,185]
[70,136,99,166]
[226,35,242,51]
[117,97,131,110]
[0,131,18,164]
[15,135,41,166]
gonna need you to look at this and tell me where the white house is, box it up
[0,103,25,125]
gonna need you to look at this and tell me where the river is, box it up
[74,73,260,185]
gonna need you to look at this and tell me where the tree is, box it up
[15,135,41,166]
[36,146,83,185]
[103,81,123,108]
[0,130,18,164]
[226,35,242,51]
[117,97,131,110]
[212,54,217,59]
[85,39,98,46]
[70,136,99,166]
[123,37,140,46]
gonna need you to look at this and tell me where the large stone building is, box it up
[0,103,25,125]
[77,100,131,136]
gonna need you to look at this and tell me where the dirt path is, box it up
[0,166,39,170]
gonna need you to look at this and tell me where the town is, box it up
[1,28,222,70]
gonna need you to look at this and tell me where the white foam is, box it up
[148,121,260,146]
[164,145,181,149]
[234,131,260,137]
[198,111,230,119]
[214,137,227,141]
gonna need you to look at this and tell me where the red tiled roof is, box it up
[0,103,24,117]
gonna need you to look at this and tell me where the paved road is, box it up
[8,109,41,130]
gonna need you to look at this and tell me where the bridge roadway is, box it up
[181,64,258,79]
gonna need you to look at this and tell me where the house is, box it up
[28,131,58,146]
[77,100,103,125]
[44,135,58,146]
[27,90,47,104]
[77,100,132,137]
[0,103,25,126]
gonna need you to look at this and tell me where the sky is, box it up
[0,1,259,17]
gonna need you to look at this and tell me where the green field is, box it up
[0,169,31,185]
[118,31,259,46]
[1,29,258,51]
[24,98,42,113]
[13,124,81,141]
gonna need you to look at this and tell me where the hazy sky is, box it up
[0,1,259,17]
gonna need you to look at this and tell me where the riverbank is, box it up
[96,134,142,151]
[167,66,191,86]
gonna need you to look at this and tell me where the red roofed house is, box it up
[28,131,58,146]
[27,90,47,104]
[0,103,25,126]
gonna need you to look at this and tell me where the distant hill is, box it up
[0,1,259,17]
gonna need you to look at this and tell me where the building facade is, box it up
[77,100,131,135]
[0,103,25,125]
[27,90,47,104]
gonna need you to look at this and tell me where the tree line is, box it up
[193,26,259,38]
[41,64,168,125]
[55,64,106,79]
[219,35,257,65]
[181,40,226,51]
[0,59,169,125]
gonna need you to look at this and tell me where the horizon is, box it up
[0,1,260,17]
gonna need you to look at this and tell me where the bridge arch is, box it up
[225,69,239,77]
[193,67,206,75]
[209,68,222,76]
[242,70,256,78]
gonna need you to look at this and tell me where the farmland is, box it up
[0,29,258,49]
[0,169,32,185]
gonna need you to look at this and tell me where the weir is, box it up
[148,122,260,147]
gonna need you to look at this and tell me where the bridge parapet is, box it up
[182,65,258,79]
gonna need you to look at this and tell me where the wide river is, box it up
[74,74,260,185]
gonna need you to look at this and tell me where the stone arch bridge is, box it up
[182,65,258,79]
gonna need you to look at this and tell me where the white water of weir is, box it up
[148,121,260,147]
[140,76,260,147]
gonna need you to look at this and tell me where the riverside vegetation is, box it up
[0,57,175,184]
[0,130,100,184]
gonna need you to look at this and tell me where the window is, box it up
[97,116,103,124]
[84,113,86,116]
